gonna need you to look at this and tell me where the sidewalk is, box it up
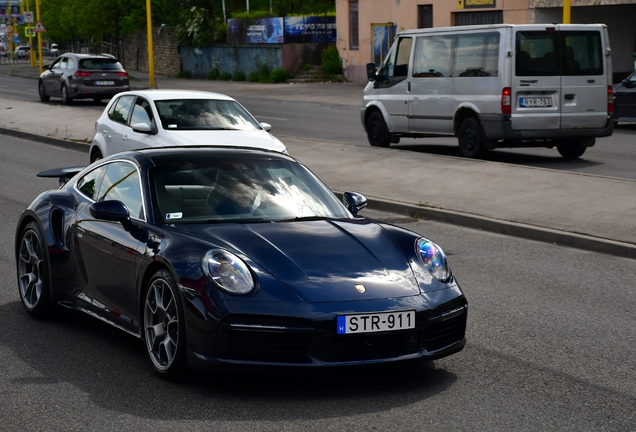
[2,62,635,259]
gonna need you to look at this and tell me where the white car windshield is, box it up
[155,99,261,131]
[151,157,352,224]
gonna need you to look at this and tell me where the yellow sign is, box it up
[25,27,34,37]
[463,0,496,8]
[457,0,464,9]
[7,25,13,32]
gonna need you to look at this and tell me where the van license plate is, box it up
[94,80,115,86]
[520,97,552,107]
[336,310,415,335]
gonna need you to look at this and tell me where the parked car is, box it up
[613,71,636,124]
[89,89,287,162]
[38,53,130,105]
[50,43,59,56]
[14,45,31,59]
[15,146,467,379]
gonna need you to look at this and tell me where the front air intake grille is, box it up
[222,327,313,363]
[321,330,421,362]
[422,302,467,352]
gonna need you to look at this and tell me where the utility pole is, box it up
[563,0,571,24]
[146,0,155,87]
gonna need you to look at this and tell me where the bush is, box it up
[220,71,232,81]
[207,69,220,80]
[270,68,291,83]
[322,46,342,75]
[248,71,260,82]
[178,70,193,79]
[233,71,246,81]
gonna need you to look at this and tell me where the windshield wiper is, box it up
[276,215,331,222]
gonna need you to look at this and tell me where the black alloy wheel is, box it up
[458,117,487,159]
[366,111,391,147]
[17,222,53,318]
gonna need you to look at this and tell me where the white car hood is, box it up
[161,130,287,153]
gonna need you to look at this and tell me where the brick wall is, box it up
[122,27,180,77]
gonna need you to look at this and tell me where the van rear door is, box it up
[558,24,609,130]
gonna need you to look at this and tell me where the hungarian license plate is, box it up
[520,97,552,107]
[94,80,115,86]
[336,310,415,335]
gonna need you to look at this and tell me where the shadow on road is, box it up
[1,301,459,422]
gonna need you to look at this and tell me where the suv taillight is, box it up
[74,71,92,77]
[501,87,511,115]
[607,86,613,114]
[116,71,128,77]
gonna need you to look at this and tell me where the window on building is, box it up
[349,1,359,50]
[418,5,433,28]
[455,11,503,26]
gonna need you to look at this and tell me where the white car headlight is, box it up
[202,249,254,295]
[415,238,452,283]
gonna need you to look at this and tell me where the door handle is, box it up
[123,135,128,141]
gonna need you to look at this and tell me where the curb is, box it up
[3,121,635,261]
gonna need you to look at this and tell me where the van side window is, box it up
[375,37,412,88]
[453,32,500,77]
[413,36,453,77]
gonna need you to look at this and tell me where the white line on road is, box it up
[257,116,287,121]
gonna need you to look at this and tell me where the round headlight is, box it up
[202,249,254,295]
[415,238,451,282]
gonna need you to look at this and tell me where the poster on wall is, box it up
[227,18,284,44]
[373,23,396,67]
[284,16,336,43]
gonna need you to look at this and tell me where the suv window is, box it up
[79,58,124,71]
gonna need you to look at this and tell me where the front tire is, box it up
[143,269,188,380]
[458,117,488,159]
[61,84,72,105]
[17,222,53,318]
[38,81,50,102]
[366,111,391,147]
[90,148,103,164]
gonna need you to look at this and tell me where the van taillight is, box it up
[501,87,511,115]
[607,86,613,113]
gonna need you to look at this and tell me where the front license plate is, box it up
[520,97,552,107]
[95,80,115,86]
[337,310,415,335]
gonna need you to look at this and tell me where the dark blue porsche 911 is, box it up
[15,146,467,379]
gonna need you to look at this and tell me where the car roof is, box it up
[124,146,295,166]
[63,53,121,60]
[116,89,236,101]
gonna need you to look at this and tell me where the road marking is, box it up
[257,116,287,121]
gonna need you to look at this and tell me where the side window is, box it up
[413,36,453,77]
[97,162,144,220]
[130,97,153,127]
[108,95,135,125]
[59,58,68,70]
[50,58,63,70]
[453,32,500,77]
[76,165,108,200]
[376,37,412,87]
[67,58,76,70]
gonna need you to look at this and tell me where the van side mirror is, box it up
[366,63,377,81]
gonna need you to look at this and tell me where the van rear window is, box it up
[516,30,603,76]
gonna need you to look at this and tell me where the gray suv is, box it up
[38,53,131,104]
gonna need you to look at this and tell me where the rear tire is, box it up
[61,84,72,105]
[458,117,487,158]
[17,222,53,318]
[38,81,50,102]
[90,149,103,164]
[557,143,586,159]
[366,111,391,148]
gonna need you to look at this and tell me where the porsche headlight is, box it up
[415,238,451,282]
[202,249,254,295]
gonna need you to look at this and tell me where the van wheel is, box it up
[557,143,586,159]
[458,117,487,158]
[366,111,391,147]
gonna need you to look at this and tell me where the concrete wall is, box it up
[122,27,181,77]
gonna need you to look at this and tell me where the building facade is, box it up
[336,0,636,82]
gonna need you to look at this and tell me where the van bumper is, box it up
[480,113,615,146]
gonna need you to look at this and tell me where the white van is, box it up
[361,24,614,159]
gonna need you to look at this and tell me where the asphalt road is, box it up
[1,73,635,179]
[1,135,635,431]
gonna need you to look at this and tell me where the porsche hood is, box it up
[190,220,420,303]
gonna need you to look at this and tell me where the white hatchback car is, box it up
[89,89,287,162]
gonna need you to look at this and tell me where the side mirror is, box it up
[89,200,133,231]
[366,63,377,81]
[343,191,367,216]
[260,122,272,132]
[131,122,152,134]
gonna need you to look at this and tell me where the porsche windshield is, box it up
[151,158,351,223]
[154,99,261,131]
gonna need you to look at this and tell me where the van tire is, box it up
[367,111,391,148]
[458,117,487,158]
[557,143,586,159]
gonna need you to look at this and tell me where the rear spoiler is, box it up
[37,166,85,187]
